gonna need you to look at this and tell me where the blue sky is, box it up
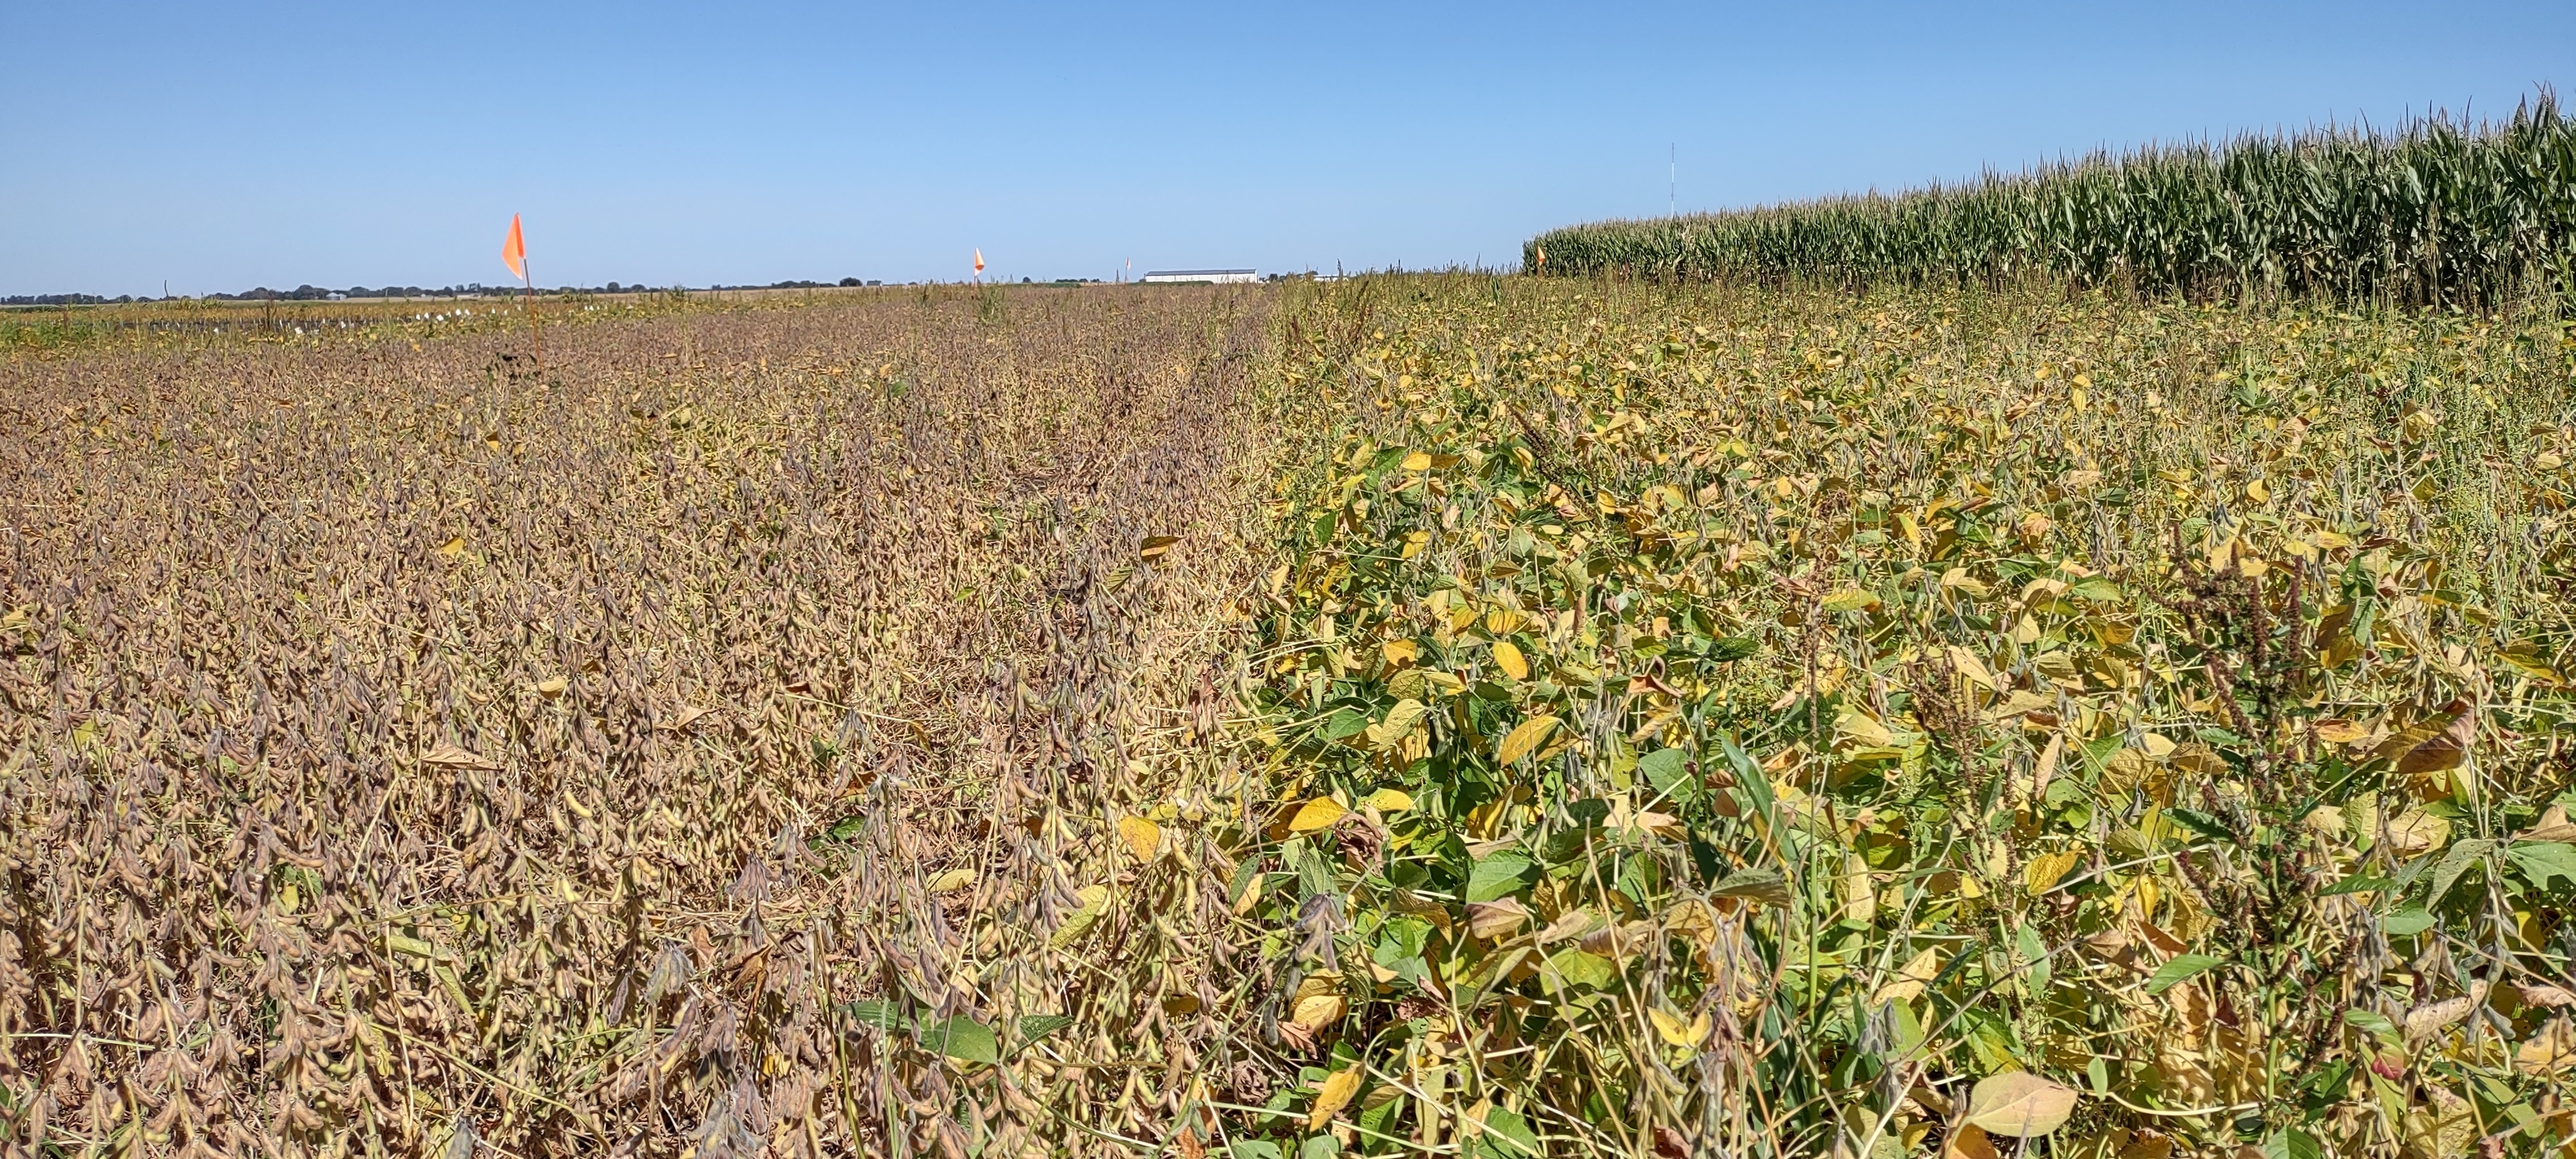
[4,1,2568,296]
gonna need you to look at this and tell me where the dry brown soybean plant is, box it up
[0,285,1286,1156]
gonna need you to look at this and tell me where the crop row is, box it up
[1528,94,2576,306]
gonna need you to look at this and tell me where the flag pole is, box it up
[520,257,542,377]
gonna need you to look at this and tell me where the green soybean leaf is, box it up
[2507,841,2576,891]
[1707,635,1759,663]
[842,999,905,1032]
[2164,808,2237,845]
[2426,838,2496,906]
[1721,735,1772,820]
[1473,1107,1541,1158]
[2344,1009,2400,1039]
[2262,1128,2325,1159]
[2070,578,2123,603]
[1712,867,1793,907]
[2016,922,2050,994]
[1017,1014,1076,1044]
[919,1016,999,1066]
[1637,748,1694,800]
[2144,953,2221,995]
[1464,850,1535,903]
[2382,907,2437,936]
[1542,947,1616,992]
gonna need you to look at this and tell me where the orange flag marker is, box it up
[502,214,527,281]
[973,248,985,278]
[499,214,540,374]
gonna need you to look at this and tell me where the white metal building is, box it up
[1139,269,1256,284]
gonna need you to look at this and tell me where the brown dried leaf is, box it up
[2515,804,2576,843]
[422,742,500,770]
[2516,1017,2576,1075]
[2404,980,2490,1041]
[2381,699,2476,776]
[1468,897,1531,940]
[2517,982,2576,1009]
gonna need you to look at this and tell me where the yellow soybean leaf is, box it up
[1942,1124,2003,1159]
[1050,885,1112,949]
[1139,534,1179,560]
[1287,993,1347,1033]
[1841,853,1879,923]
[1836,708,1895,748]
[1965,1071,2079,1137]
[1307,1066,1363,1129]
[2025,849,2083,895]
[1821,588,1879,614]
[927,867,976,893]
[1945,646,1998,690]
[1373,698,1430,742]
[1382,638,1419,665]
[2029,733,2063,802]
[1495,715,1560,765]
[1647,1006,1710,1050]
[1491,640,1530,681]
[1873,945,1941,1003]
[1361,787,1414,813]
[1287,796,1347,833]
[1401,451,1434,471]
[1117,815,1162,862]
[437,536,466,558]
[1292,971,1345,1002]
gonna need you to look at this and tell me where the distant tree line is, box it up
[7,278,927,306]
[715,279,887,288]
